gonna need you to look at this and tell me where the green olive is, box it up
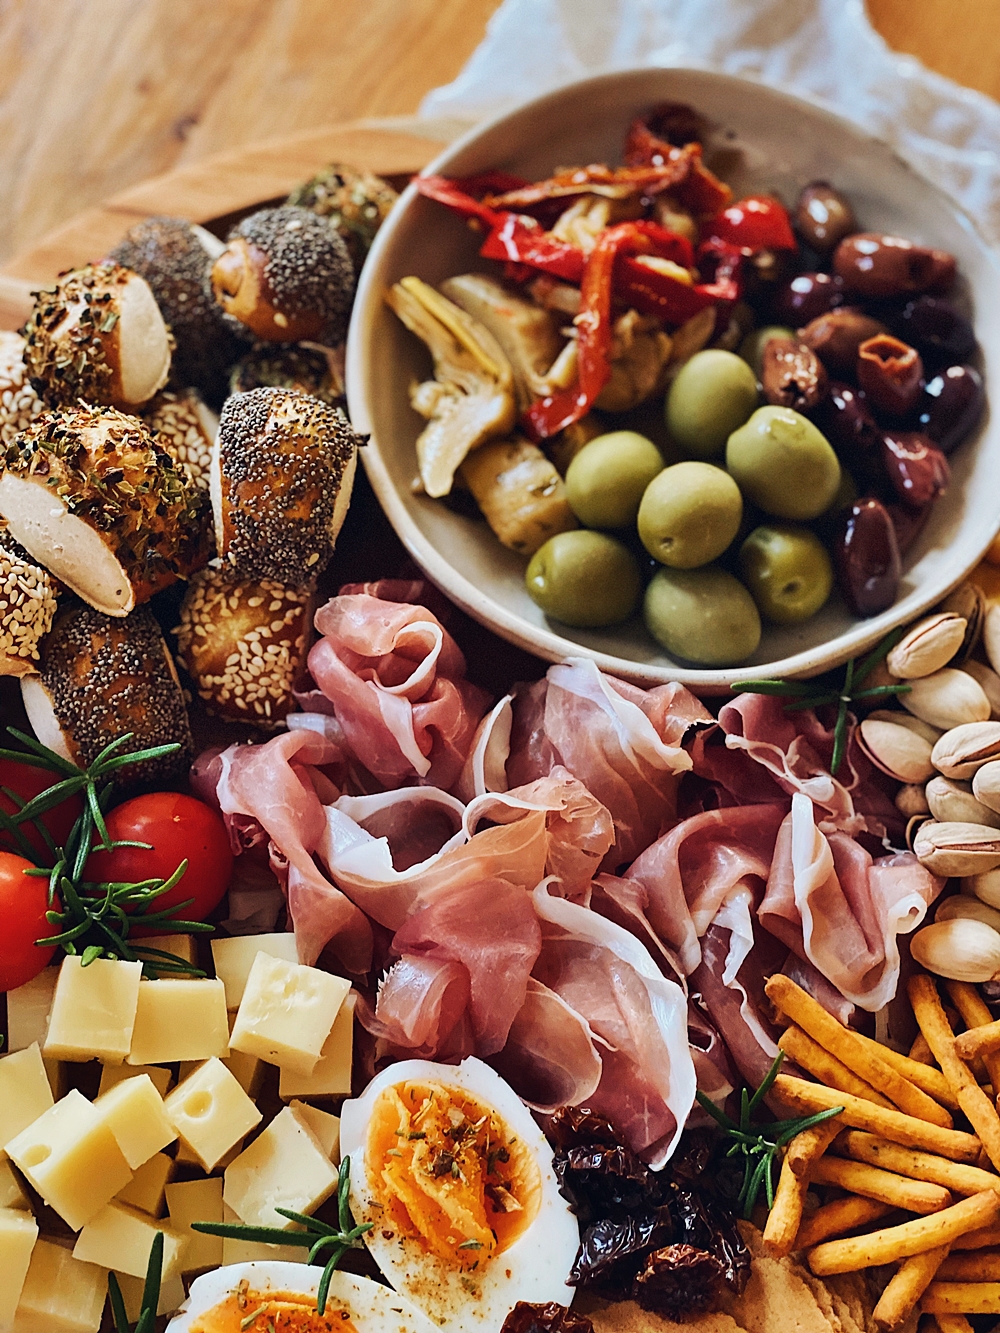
[738,325,795,378]
[738,524,834,624]
[725,405,841,520]
[665,349,759,459]
[526,530,641,627]
[637,461,742,568]
[565,430,664,529]
[644,565,762,666]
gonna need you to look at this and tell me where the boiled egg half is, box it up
[340,1057,580,1333]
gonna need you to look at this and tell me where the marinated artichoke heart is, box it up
[387,276,516,498]
[287,162,399,270]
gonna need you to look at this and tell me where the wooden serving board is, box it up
[0,120,445,330]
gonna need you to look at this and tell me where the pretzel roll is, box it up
[176,566,312,727]
[0,406,211,617]
[22,262,171,409]
[143,387,218,491]
[21,603,192,783]
[0,525,58,676]
[211,206,354,345]
[229,342,344,407]
[0,332,44,445]
[286,162,398,271]
[211,387,358,587]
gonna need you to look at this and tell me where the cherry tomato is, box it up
[0,758,83,862]
[0,850,57,991]
[86,792,233,934]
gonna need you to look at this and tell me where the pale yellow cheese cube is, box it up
[43,957,142,1064]
[98,1062,172,1098]
[112,1271,185,1321]
[93,1072,175,1168]
[0,1206,37,1326]
[165,1175,223,1273]
[163,1057,261,1171]
[127,978,229,1064]
[289,1100,340,1160]
[6,968,58,1052]
[0,1044,54,1157]
[13,1238,107,1333]
[0,1159,29,1210]
[221,1201,304,1264]
[224,1045,265,1097]
[211,932,298,1008]
[42,1059,67,1099]
[73,1200,185,1280]
[174,1133,244,1170]
[230,953,350,1076]
[224,1104,338,1228]
[116,1151,173,1216]
[142,932,198,967]
[279,991,356,1100]
[6,1089,133,1230]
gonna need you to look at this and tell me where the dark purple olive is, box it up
[886,500,932,556]
[771,271,846,325]
[833,233,957,299]
[814,380,884,470]
[760,337,828,412]
[798,307,886,377]
[795,182,857,253]
[893,296,976,368]
[916,363,985,454]
[834,496,902,617]
[881,430,950,508]
[857,334,925,418]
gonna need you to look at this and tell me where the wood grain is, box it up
[866,0,1000,103]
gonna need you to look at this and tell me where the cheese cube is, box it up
[279,991,356,1100]
[73,1200,185,1280]
[224,1044,265,1097]
[211,932,299,1008]
[93,1072,175,1168]
[175,1133,244,1170]
[221,1201,304,1264]
[142,932,198,968]
[42,1058,67,1099]
[224,1105,338,1228]
[0,1159,29,1210]
[165,1176,223,1273]
[98,1062,172,1098]
[290,1100,340,1160]
[230,953,350,1076]
[163,1057,261,1171]
[0,1206,37,1326]
[43,957,142,1064]
[0,1043,54,1157]
[6,1089,133,1230]
[112,1271,185,1321]
[116,1151,173,1215]
[13,1238,107,1333]
[6,968,58,1052]
[127,978,229,1064]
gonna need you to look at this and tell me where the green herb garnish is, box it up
[108,1230,163,1333]
[696,1053,843,1219]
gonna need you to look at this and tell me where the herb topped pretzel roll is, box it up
[210,205,355,345]
[143,387,218,491]
[0,524,58,676]
[287,162,398,270]
[229,342,344,406]
[22,262,172,409]
[21,602,192,783]
[210,387,358,587]
[0,405,210,617]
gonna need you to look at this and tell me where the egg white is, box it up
[340,1057,580,1333]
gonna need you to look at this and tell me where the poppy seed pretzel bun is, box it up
[21,602,192,784]
[22,262,172,409]
[211,387,359,587]
[0,525,58,677]
[0,405,211,617]
[143,387,218,491]
[176,566,313,727]
[210,206,355,345]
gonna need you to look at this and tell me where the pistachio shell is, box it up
[910,917,1000,983]
[925,775,1000,829]
[965,869,1000,910]
[984,603,1000,678]
[939,581,985,663]
[896,783,930,818]
[973,760,1000,816]
[857,718,934,783]
[930,721,1000,780]
[964,659,1000,720]
[866,708,942,746]
[912,819,1000,876]
[902,668,991,731]
[886,612,967,679]
[937,893,1000,934]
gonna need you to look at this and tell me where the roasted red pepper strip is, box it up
[624,118,732,215]
[701,195,797,253]
[480,214,585,283]
[613,220,712,323]
[415,174,504,227]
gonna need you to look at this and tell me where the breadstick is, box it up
[794,1197,895,1250]
[766,975,954,1128]
[922,1282,1000,1314]
[838,1131,1000,1198]
[785,1117,842,1178]
[954,1018,1000,1064]
[873,1243,950,1329]
[807,1190,1000,1276]
[811,1155,952,1213]
[763,1155,808,1258]
[945,982,1000,1099]
[853,1029,958,1110]
[952,1224,1000,1249]
[939,1251,1000,1280]
[772,1075,981,1162]
[910,1032,936,1065]
[932,1316,974,1333]
[779,1026,895,1108]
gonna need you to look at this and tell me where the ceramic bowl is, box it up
[346,67,1000,691]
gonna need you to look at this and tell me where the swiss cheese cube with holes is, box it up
[230,951,350,1076]
[163,1057,262,1172]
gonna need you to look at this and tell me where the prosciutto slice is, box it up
[364,956,472,1062]
[490,978,604,1113]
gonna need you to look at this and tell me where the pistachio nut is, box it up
[902,668,991,731]
[857,717,934,783]
[984,603,1000,678]
[866,708,941,746]
[912,819,1000,876]
[910,917,1000,983]
[896,783,930,818]
[930,721,1000,780]
[925,775,1000,829]
[886,612,967,679]
[964,659,1000,719]
[965,869,1000,910]
[973,760,1000,816]
[905,813,930,852]
[939,581,986,663]
[937,893,1000,934]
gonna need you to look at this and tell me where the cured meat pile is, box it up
[192,579,944,1168]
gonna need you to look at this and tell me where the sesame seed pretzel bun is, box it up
[143,387,218,491]
[0,526,58,677]
[0,405,212,617]
[175,566,313,727]
[0,332,43,446]
[211,386,359,587]
[21,602,193,785]
[22,262,172,409]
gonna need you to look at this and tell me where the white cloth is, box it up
[414,0,1000,245]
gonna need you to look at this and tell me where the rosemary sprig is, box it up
[696,1053,843,1219]
[732,627,912,777]
[108,1230,163,1333]
[192,1157,373,1316]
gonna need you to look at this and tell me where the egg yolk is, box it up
[189,1289,360,1332]
[366,1080,542,1271]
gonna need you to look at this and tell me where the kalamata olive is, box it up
[881,430,950,508]
[760,337,828,412]
[814,381,884,484]
[834,496,902,617]
[857,334,925,418]
[916,364,985,454]
[771,271,846,325]
[886,500,932,555]
[795,182,857,253]
[798,308,886,378]
[893,296,976,368]
[833,233,956,299]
